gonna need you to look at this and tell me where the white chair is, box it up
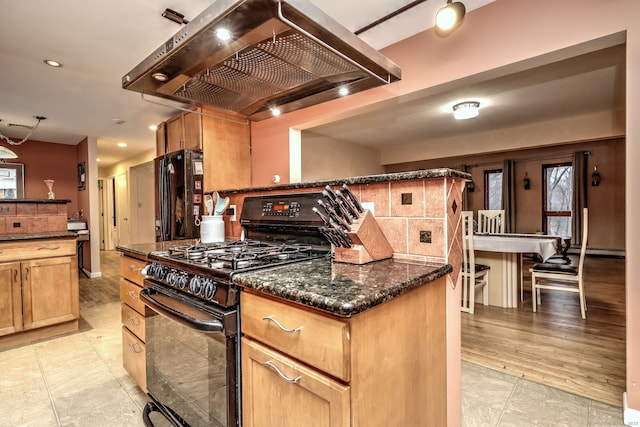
[477,210,505,233]
[461,211,490,314]
[530,208,588,319]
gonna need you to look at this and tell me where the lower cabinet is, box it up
[119,254,149,392]
[240,276,448,427]
[242,338,350,427]
[0,238,79,349]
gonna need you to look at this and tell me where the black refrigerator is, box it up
[154,149,204,241]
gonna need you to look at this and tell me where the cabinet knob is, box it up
[262,315,303,333]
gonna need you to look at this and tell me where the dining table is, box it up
[471,233,560,308]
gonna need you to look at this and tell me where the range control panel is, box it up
[240,192,325,227]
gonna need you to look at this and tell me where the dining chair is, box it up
[530,208,588,319]
[477,209,505,233]
[461,211,490,314]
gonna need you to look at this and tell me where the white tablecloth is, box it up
[472,234,558,261]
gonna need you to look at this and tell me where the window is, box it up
[543,163,573,237]
[484,169,503,210]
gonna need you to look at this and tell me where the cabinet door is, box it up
[242,338,350,427]
[22,256,79,330]
[182,110,202,151]
[166,115,184,153]
[0,262,22,336]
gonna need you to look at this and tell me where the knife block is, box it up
[334,210,394,265]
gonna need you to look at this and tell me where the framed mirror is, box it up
[0,163,25,199]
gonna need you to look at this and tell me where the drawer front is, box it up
[122,326,146,392]
[119,256,146,286]
[241,291,350,381]
[119,278,146,314]
[121,303,145,342]
[0,239,75,262]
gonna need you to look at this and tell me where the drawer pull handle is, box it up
[128,265,142,272]
[128,316,140,327]
[262,316,303,333]
[38,246,60,251]
[262,361,301,384]
[127,291,139,299]
[129,342,143,354]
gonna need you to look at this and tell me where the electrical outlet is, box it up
[420,230,432,243]
[361,202,375,216]
[227,205,237,221]
[401,193,413,205]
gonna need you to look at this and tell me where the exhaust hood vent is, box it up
[122,0,401,121]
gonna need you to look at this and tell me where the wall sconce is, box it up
[467,180,475,192]
[591,166,601,186]
[523,172,530,190]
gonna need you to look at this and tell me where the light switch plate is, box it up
[420,230,432,243]
[361,202,375,216]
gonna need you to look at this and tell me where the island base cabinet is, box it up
[242,338,350,427]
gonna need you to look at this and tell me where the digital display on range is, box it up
[273,204,289,211]
[263,201,300,216]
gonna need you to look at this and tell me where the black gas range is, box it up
[140,192,332,427]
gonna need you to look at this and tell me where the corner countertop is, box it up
[0,199,71,204]
[234,257,452,317]
[0,231,78,242]
[116,240,199,261]
[213,168,471,194]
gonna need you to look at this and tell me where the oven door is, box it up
[140,282,238,427]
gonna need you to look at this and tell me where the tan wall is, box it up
[301,132,385,181]
[386,138,625,251]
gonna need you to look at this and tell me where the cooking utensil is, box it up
[341,184,364,214]
[322,190,352,224]
[335,190,359,219]
[204,195,214,216]
[211,191,220,207]
[318,200,350,231]
[215,196,230,216]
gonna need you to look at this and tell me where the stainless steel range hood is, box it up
[122,0,401,121]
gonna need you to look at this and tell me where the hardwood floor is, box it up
[79,250,121,308]
[461,255,626,407]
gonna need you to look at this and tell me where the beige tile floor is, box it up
[0,280,628,426]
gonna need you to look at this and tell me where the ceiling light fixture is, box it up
[152,72,169,82]
[162,8,189,25]
[0,116,46,145]
[270,107,281,117]
[44,59,63,68]
[435,1,466,36]
[0,146,18,161]
[215,28,232,41]
[117,142,127,147]
[149,125,158,131]
[452,101,480,120]
[338,87,350,96]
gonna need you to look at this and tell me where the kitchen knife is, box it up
[322,189,353,224]
[320,226,340,246]
[335,190,359,219]
[312,206,331,226]
[318,200,351,231]
[341,184,364,214]
[333,227,353,248]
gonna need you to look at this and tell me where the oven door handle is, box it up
[140,288,224,333]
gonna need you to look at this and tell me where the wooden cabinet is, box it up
[241,276,448,427]
[155,107,251,190]
[0,238,79,350]
[0,262,22,336]
[119,254,149,392]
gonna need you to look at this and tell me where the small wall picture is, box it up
[78,161,86,190]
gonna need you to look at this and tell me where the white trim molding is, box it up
[624,392,640,426]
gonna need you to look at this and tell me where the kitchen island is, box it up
[235,257,451,427]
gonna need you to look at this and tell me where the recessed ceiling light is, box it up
[43,59,63,68]
[112,118,125,125]
[149,124,158,131]
[117,142,127,147]
[452,101,480,120]
[338,87,349,96]
[270,107,281,117]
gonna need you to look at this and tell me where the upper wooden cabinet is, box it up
[156,108,251,191]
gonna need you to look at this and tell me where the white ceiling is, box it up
[0,0,624,168]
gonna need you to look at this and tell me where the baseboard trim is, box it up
[84,268,102,279]
[623,392,640,426]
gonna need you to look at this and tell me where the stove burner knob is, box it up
[190,276,202,295]
[166,271,176,285]
[202,279,216,300]
[157,266,168,280]
[176,274,188,290]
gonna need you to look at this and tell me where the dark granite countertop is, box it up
[0,199,71,204]
[116,240,199,260]
[0,231,77,241]
[212,168,470,195]
[234,257,452,317]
